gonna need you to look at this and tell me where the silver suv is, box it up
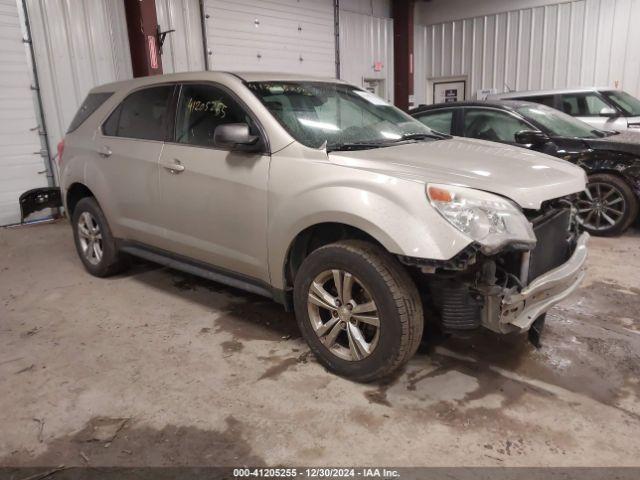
[52,72,589,381]
[489,87,640,133]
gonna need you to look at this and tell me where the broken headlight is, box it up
[427,183,536,254]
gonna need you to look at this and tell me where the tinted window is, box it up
[68,92,113,133]
[463,108,530,143]
[560,93,608,116]
[174,84,255,147]
[519,95,555,108]
[103,86,173,141]
[415,110,453,134]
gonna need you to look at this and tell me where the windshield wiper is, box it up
[326,141,389,152]
[400,131,451,140]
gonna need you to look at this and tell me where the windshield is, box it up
[601,90,640,116]
[247,81,437,150]
[515,104,605,139]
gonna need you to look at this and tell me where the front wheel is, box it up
[293,240,423,382]
[576,173,638,236]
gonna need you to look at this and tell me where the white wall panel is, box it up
[203,0,336,76]
[414,0,640,105]
[339,6,393,102]
[0,0,47,225]
[26,0,132,155]
[155,0,205,73]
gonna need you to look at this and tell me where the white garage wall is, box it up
[203,0,336,76]
[155,0,205,73]
[339,0,394,102]
[414,0,640,105]
[0,0,48,225]
[25,0,133,156]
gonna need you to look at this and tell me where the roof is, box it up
[410,99,539,114]
[489,86,616,99]
[90,71,344,93]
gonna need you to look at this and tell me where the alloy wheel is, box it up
[307,269,380,361]
[77,211,103,265]
[576,182,626,231]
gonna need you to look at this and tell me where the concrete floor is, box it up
[1,220,639,467]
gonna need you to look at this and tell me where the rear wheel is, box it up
[293,240,423,382]
[576,173,638,236]
[71,197,127,277]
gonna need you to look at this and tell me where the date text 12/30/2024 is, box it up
[233,468,401,478]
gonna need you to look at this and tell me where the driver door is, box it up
[158,83,270,283]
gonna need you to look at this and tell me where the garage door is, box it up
[0,0,50,225]
[203,0,336,76]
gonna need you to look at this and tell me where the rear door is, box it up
[97,84,174,248]
[158,83,270,283]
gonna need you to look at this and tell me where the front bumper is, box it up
[482,232,589,333]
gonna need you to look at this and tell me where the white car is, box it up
[489,87,640,133]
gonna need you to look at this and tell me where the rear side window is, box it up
[67,92,113,133]
[102,86,173,141]
[414,110,454,134]
[560,93,608,116]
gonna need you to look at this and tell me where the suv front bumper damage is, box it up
[482,232,589,334]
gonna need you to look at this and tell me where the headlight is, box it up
[427,183,536,254]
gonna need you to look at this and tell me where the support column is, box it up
[124,0,162,77]
[393,0,414,111]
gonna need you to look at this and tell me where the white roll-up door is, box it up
[203,0,336,77]
[0,0,49,225]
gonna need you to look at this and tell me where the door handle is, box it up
[98,146,112,158]
[162,159,185,174]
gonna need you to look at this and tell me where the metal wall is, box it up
[339,0,394,102]
[414,0,640,105]
[155,0,205,73]
[202,0,336,76]
[26,0,133,156]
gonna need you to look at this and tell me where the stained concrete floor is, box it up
[0,220,639,467]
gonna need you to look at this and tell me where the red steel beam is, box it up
[393,0,415,111]
[124,0,162,77]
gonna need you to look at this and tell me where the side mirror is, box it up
[515,129,549,145]
[599,106,617,118]
[213,123,260,151]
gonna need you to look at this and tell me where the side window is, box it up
[560,93,608,116]
[174,84,254,147]
[102,86,173,141]
[463,109,530,143]
[415,110,453,134]
[68,92,113,133]
[521,95,555,108]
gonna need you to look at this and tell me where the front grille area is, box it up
[527,207,573,282]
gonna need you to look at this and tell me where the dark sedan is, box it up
[411,100,640,236]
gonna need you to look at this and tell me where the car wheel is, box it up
[71,197,127,277]
[576,173,638,236]
[293,240,423,382]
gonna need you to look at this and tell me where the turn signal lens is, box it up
[57,139,65,164]
[427,186,453,203]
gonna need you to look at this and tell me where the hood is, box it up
[328,137,586,209]
[584,131,640,157]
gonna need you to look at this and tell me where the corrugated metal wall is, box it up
[202,0,336,76]
[414,0,640,105]
[25,0,133,155]
[155,0,205,73]
[0,0,48,225]
[339,1,394,102]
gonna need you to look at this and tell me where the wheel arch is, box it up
[65,183,97,217]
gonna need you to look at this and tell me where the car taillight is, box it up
[57,139,65,164]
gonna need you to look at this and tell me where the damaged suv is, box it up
[48,72,589,382]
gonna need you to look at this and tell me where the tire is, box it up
[293,240,423,383]
[71,197,127,277]
[576,173,639,236]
